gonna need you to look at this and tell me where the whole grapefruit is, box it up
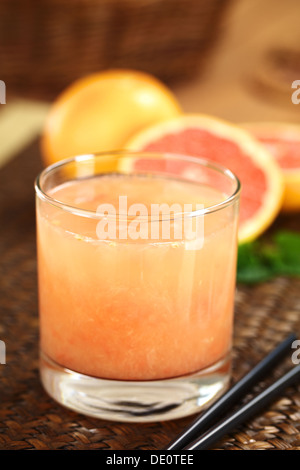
[41,69,181,166]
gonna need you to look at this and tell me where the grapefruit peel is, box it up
[41,69,182,168]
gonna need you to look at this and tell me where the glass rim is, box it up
[34,150,241,220]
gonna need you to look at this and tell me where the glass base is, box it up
[40,352,231,423]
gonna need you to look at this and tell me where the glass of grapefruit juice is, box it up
[35,151,240,422]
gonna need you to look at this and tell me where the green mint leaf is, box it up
[237,241,275,284]
[237,229,300,284]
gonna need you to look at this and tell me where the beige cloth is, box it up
[0,100,49,169]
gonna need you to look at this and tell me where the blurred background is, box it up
[0,0,300,451]
[0,0,299,166]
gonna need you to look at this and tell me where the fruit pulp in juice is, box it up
[37,174,238,381]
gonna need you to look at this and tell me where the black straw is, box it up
[166,333,297,450]
[184,362,300,450]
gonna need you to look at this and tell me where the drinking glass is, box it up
[35,151,240,422]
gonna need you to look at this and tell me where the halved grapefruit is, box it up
[242,122,300,212]
[124,114,284,244]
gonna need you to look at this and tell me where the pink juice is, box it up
[37,174,238,381]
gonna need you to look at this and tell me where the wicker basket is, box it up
[0,0,230,100]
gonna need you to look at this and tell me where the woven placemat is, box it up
[0,140,300,450]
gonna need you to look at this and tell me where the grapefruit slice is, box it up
[124,114,284,243]
[242,122,300,212]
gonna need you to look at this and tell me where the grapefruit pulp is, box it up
[242,122,300,212]
[125,114,284,243]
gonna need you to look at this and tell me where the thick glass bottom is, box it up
[40,352,231,423]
